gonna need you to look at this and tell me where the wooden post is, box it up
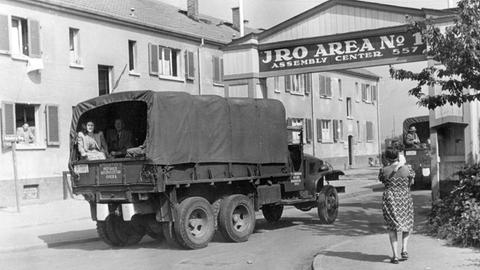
[11,142,21,213]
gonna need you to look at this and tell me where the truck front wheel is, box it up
[317,185,338,224]
[218,194,255,242]
[261,204,283,222]
[174,197,215,249]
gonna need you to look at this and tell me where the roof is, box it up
[341,69,380,80]
[230,0,456,45]
[16,0,257,45]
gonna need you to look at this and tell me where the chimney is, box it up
[187,0,199,21]
[232,7,240,30]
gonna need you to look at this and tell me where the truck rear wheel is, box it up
[109,214,145,246]
[174,197,215,249]
[262,204,283,222]
[218,194,255,242]
[317,185,338,224]
[145,217,164,241]
[96,214,127,247]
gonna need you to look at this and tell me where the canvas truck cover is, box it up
[70,91,289,165]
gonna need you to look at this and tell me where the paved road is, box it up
[0,190,431,270]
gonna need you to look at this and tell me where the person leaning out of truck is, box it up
[77,120,109,160]
[405,126,421,148]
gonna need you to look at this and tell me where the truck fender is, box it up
[96,203,109,221]
[311,170,345,194]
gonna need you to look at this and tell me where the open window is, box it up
[75,101,147,161]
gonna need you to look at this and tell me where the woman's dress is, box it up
[379,165,415,232]
[77,131,107,160]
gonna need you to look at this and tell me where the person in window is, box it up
[405,126,421,148]
[106,118,133,158]
[77,120,108,160]
[17,123,35,144]
[378,147,415,264]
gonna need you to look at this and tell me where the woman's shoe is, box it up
[390,257,399,264]
[401,251,408,260]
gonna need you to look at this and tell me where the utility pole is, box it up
[11,141,21,213]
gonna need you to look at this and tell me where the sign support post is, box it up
[10,140,21,213]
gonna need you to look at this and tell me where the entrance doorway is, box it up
[348,135,353,167]
[98,65,112,96]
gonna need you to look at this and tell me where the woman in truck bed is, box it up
[77,120,109,160]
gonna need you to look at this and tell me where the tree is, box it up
[389,0,480,109]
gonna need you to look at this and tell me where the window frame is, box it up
[10,16,29,57]
[319,75,333,98]
[346,97,353,118]
[273,76,280,93]
[69,27,81,66]
[2,102,49,149]
[158,46,180,78]
[320,119,333,143]
[128,39,138,74]
[366,121,375,142]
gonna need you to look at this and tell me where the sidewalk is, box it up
[312,191,480,270]
[0,167,382,253]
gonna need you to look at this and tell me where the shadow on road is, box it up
[38,191,432,251]
[316,250,390,263]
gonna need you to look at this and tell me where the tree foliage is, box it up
[389,0,480,109]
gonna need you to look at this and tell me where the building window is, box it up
[11,17,28,56]
[98,65,112,96]
[355,82,360,102]
[284,74,311,95]
[128,40,137,72]
[273,76,280,93]
[357,120,361,142]
[319,75,332,98]
[1,102,59,148]
[212,55,223,84]
[362,83,373,103]
[287,118,304,144]
[346,97,352,118]
[316,119,332,143]
[366,121,374,141]
[160,46,179,77]
[69,28,80,64]
[333,120,344,142]
[10,17,40,58]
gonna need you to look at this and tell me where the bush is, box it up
[429,165,480,247]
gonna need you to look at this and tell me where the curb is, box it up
[311,239,354,270]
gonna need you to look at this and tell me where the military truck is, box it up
[69,91,344,249]
[403,115,431,189]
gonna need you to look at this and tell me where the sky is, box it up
[159,0,456,143]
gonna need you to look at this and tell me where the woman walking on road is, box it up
[378,148,415,264]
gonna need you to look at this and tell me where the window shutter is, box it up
[305,74,312,95]
[316,119,322,142]
[28,19,41,58]
[371,85,377,102]
[333,120,338,142]
[1,102,16,142]
[220,58,224,82]
[319,75,325,96]
[285,75,291,92]
[338,79,342,98]
[361,83,367,101]
[0,14,9,54]
[148,43,158,75]
[326,77,332,97]
[212,56,220,83]
[339,120,343,141]
[46,104,60,146]
[187,51,195,79]
[305,118,312,143]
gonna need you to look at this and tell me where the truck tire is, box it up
[261,204,283,222]
[96,214,124,247]
[161,222,181,248]
[109,214,145,246]
[146,222,164,241]
[218,194,255,242]
[173,197,215,249]
[317,185,338,224]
